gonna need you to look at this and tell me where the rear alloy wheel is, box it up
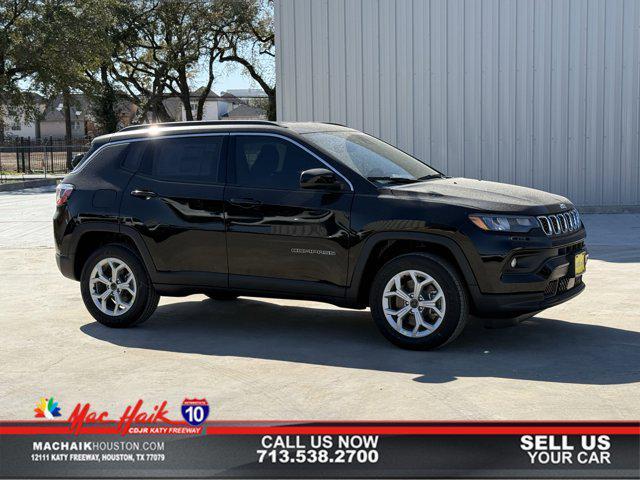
[81,245,159,328]
[370,254,468,349]
[89,258,137,316]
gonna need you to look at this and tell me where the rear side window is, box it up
[139,136,224,183]
[121,142,146,172]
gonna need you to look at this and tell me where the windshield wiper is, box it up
[367,176,421,184]
[416,174,445,181]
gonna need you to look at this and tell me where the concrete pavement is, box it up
[0,187,638,420]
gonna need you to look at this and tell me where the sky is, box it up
[207,63,257,94]
[17,58,268,97]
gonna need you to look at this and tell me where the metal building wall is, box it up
[275,0,640,209]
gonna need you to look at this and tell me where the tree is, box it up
[107,0,247,123]
[0,1,39,142]
[217,0,275,119]
[24,0,112,160]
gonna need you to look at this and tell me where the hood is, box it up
[389,177,572,214]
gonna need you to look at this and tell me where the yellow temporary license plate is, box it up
[575,251,587,275]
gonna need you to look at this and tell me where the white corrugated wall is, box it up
[275,0,640,209]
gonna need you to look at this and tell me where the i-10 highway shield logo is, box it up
[181,398,209,426]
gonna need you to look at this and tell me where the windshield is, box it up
[302,130,442,184]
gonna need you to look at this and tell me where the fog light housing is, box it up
[510,258,518,268]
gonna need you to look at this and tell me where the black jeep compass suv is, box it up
[54,121,587,349]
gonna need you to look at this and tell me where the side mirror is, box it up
[300,168,343,191]
[71,153,84,168]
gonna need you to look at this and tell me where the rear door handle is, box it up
[228,198,262,208]
[130,189,157,199]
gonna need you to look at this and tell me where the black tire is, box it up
[80,244,159,328]
[205,292,238,301]
[369,253,468,350]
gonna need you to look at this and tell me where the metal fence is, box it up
[0,137,90,175]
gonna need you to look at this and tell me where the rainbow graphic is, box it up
[34,397,62,418]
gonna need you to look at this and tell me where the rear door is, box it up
[120,134,228,286]
[224,133,354,297]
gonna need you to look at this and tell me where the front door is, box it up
[120,134,228,286]
[225,134,353,297]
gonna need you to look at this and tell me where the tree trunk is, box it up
[177,66,193,121]
[99,63,118,133]
[267,91,276,121]
[62,89,73,169]
[181,92,193,121]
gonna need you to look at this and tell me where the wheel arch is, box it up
[347,232,478,307]
[71,224,157,281]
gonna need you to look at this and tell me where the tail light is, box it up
[55,183,74,206]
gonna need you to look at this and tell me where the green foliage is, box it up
[2,0,276,134]
[0,1,41,131]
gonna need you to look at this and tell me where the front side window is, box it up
[302,131,441,185]
[139,136,224,183]
[231,135,322,190]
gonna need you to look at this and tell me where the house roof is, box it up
[221,104,267,119]
[223,88,267,98]
[191,87,220,98]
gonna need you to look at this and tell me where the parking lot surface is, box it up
[1,187,639,420]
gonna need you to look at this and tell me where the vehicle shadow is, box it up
[80,297,640,385]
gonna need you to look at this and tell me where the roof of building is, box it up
[223,88,267,98]
[220,104,266,119]
[191,87,220,99]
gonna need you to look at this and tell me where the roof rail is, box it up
[118,120,283,133]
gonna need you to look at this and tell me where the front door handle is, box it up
[130,189,157,200]
[228,198,262,208]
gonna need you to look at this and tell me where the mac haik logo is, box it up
[559,203,567,210]
[34,397,62,418]
[68,399,175,435]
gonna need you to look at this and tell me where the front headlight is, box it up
[468,214,538,233]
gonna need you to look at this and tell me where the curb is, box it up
[0,179,59,192]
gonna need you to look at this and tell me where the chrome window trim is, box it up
[71,132,230,175]
[229,132,355,192]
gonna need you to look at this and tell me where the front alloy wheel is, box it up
[370,253,468,349]
[382,270,446,338]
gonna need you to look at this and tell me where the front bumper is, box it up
[467,229,587,315]
[472,279,585,316]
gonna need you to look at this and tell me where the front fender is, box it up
[345,231,479,305]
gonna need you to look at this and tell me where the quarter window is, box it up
[74,143,128,171]
[231,136,323,190]
[139,136,224,183]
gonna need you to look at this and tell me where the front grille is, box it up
[557,277,570,294]
[545,280,558,296]
[558,241,585,256]
[537,209,581,236]
[545,275,582,297]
